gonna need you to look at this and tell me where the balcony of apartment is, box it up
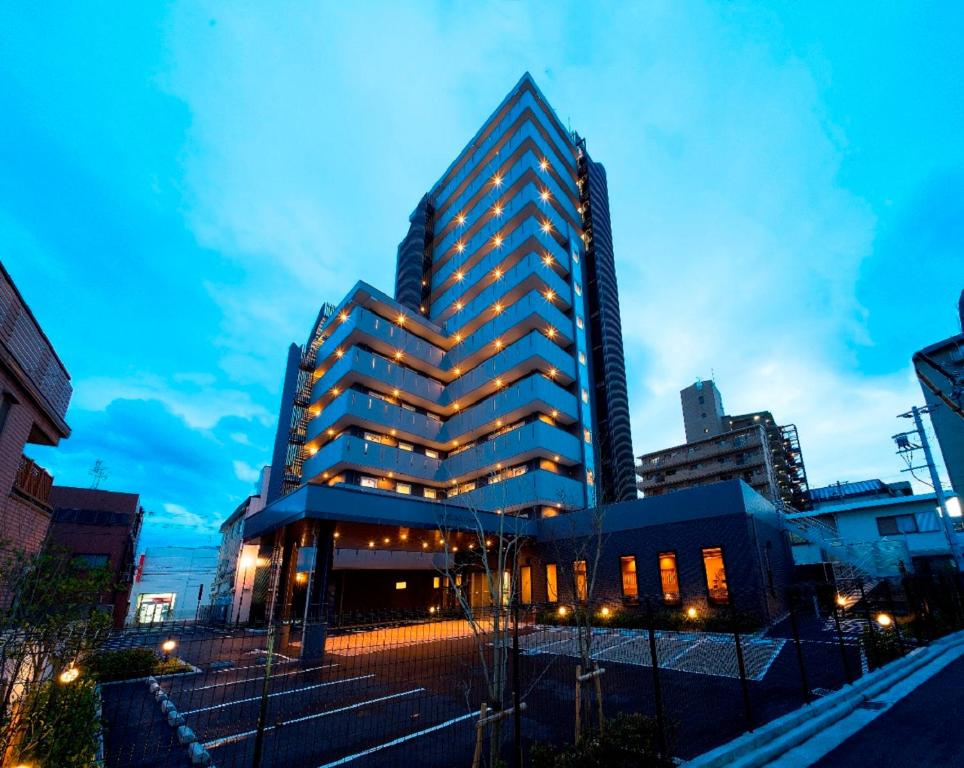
[434,249,572,335]
[443,330,576,406]
[443,420,582,481]
[12,455,53,511]
[314,306,446,381]
[307,388,445,447]
[302,435,441,486]
[433,100,578,218]
[447,291,574,370]
[311,347,444,412]
[441,374,579,444]
[435,140,578,258]
[0,267,71,441]
[449,467,585,514]
[434,214,572,301]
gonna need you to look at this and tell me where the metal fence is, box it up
[79,571,964,768]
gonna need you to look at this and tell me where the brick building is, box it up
[47,486,144,627]
[0,263,71,555]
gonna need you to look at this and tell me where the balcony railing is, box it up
[13,455,53,510]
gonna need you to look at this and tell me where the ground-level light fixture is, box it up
[161,639,177,654]
[835,594,848,608]
[600,607,611,618]
[429,606,437,614]
[686,607,698,620]
[557,606,568,617]
[876,613,894,628]
[58,666,80,684]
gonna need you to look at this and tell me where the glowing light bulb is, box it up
[493,234,503,248]
[539,158,549,171]
[335,348,343,358]
[397,313,406,325]
[543,253,554,267]
[494,339,503,349]
[394,350,403,360]
[493,174,503,187]
[545,327,557,339]
[59,666,80,684]
[548,368,557,378]
[493,268,502,279]
[455,301,463,311]
[544,289,555,301]
[541,220,553,234]
[686,607,698,619]
[340,311,349,322]
[540,189,550,202]
[456,213,466,226]
[455,271,464,281]
[493,303,502,314]
[455,240,465,253]
[493,203,503,216]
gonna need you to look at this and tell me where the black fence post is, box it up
[251,619,276,768]
[645,598,668,758]
[831,600,854,684]
[787,589,812,704]
[859,579,879,670]
[731,604,754,732]
[512,596,522,768]
[883,580,906,657]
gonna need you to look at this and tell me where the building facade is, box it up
[914,323,964,501]
[210,466,271,622]
[47,486,144,627]
[129,546,219,624]
[266,73,635,516]
[0,263,71,555]
[788,479,964,578]
[638,380,809,510]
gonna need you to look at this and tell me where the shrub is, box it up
[89,647,158,681]
[530,712,674,768]
[15,678,100,768]
[862,628,904,670]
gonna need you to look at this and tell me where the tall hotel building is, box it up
[265,73,635,521]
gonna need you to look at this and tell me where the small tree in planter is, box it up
[0,543,113,762]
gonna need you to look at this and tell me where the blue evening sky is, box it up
[2,3,961,551]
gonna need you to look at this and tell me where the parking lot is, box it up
[100,616,863,767]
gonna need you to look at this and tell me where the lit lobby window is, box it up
[546,564,558,603]
[573,560,588,602]
[620,556,638,599]
[702,547,729,604]
[659,552,680,604]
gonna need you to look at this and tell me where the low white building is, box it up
[788,479,963,578]
[129,546,220,624]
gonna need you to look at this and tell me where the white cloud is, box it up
[232,459,260,484]
[72,373,273,430]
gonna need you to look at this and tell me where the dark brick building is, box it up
[0,263,71,555]
[47,486,144,627]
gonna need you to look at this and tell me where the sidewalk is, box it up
[808,655,964,768]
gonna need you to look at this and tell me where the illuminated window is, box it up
[546,564,558,603]
[425,449,439,459]
[396,483,412,495]
[659,552,680,604]
[395,581,407,590]
[581,389,589,404]
[360,476,378,489]
[433,576,441,589]
[574,283,582,296]
[584,428,592,444]
[398,441,413,452]
[423,487,437,499]
[620,556,638,599]
[586,469,594,486]
[576,316,584,329]
[574,560,588,602]
[572,249,580,264]
[578,351,586,365]
[702,547,729,604]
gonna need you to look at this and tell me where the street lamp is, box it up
[236,553,256,625]
[161,639,177,660]
[58,666,80,684]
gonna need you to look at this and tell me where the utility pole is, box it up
[894,405,963,571]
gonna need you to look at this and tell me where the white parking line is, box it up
[190,664,337,691]
[317,710,476,767]
[182,674,374,715]
[211,659,296,674]
[246,649,296,661]
[203,687,425,750]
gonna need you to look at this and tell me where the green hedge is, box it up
[88,647,193,682]
[15,678,100,768]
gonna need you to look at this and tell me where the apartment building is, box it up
[266,73,635,517]
[637,379,809,510]
[47,486,144,627]
[0,263,71,555]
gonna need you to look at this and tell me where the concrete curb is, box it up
[684,630,964,768]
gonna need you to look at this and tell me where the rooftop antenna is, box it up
[89,459,108,489]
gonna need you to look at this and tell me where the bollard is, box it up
[188,741,212,765]
[177,725,198,745]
